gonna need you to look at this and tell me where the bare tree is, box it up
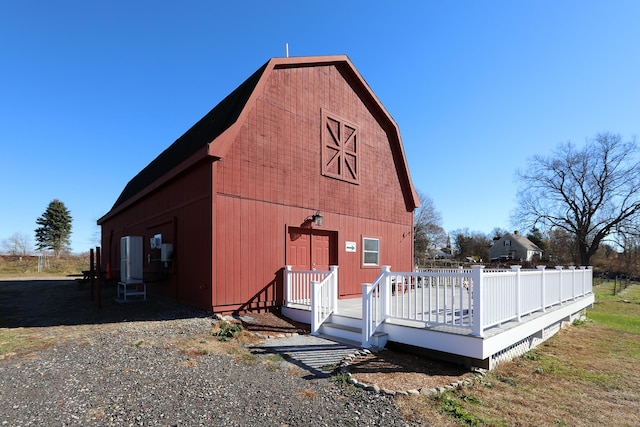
[616,228,640,279]
[1,232,32,256]
[515,132,640,266]
[414,191,447,264]
[546,228,577,265]
[451,228,491,261]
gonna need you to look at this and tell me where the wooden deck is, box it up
[282,265,594,369]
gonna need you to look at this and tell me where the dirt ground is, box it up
[0,277,472,392]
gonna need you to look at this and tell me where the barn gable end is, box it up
[98,55,419,313]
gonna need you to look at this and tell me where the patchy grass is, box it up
[588,281,640,336]
[0,328,52,359]
[0,255,88,277]
[213,321,243,342]
[296,388,318,400]
[395,283,640,426]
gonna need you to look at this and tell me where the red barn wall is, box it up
[211,63,414,312]
[100,162,215,311]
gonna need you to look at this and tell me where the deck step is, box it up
[318,322,388,349]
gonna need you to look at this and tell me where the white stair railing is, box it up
[361,266,391,348]
[310,266,339,335]
[284,266,331,306]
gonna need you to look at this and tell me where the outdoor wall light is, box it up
[312,211,324,226]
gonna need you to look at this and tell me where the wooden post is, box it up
[96,247,102,309]
[89,248,95,301]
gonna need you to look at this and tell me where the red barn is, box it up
[98,55,419,313]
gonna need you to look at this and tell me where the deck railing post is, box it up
[311,280,320,335]
[555,266,564,305]
[569,266,576,300]
[579,266,586,296]
[511,265,522,321]
[537,265,547,312]
[284,266,292,306]
[381,266,391,320]
[471,265,484,337]
[329,265,339,314]
[361,283,372,348]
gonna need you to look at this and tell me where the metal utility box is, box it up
[118,236,146,302]
[120,236,143,283]
[160,243,173,263]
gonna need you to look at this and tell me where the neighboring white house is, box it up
[489,231,542,262]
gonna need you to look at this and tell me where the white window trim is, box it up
[363,237,380,266]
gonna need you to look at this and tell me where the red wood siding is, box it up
[100,59,415,314]
[100,162,215,311]
[211,63,413,310]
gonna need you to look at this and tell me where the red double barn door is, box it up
[287,228,336,271]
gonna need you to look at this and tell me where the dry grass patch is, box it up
[348,349,473,392]
[0,328,53,360]
[173,323,264,366]
[297,388,318,400]
[395,308,639,426]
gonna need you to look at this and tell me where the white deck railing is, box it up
[284,266,331,306]
[284,265,339,335]
[362,265,593,347]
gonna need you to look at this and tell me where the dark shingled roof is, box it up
[100,55,420,224]
[111,61,269,209]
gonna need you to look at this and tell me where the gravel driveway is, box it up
[0,279,420,426]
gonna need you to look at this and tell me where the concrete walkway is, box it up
[250,334,363,378]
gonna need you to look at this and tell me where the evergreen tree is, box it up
[526,227,548,254]
[35,199,72,257]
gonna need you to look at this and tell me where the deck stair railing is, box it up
[284,265,339,334]
[361,265,593,347]
[284,266,331,306]
[310,266,339,335]
[361,266,391,348]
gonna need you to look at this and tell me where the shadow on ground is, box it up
[0,278,209,328]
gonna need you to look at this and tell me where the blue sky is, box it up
[1,1,639,254]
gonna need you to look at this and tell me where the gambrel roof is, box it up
[100,55,419,223]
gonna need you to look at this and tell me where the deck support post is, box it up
[471,265,484,337]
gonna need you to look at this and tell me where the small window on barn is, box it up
[322,110,359,184]
[363,237,380,266]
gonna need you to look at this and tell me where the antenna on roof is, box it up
[285,43,289,58]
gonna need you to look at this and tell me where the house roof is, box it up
[494,233,543,253]
[99,55,419,223]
